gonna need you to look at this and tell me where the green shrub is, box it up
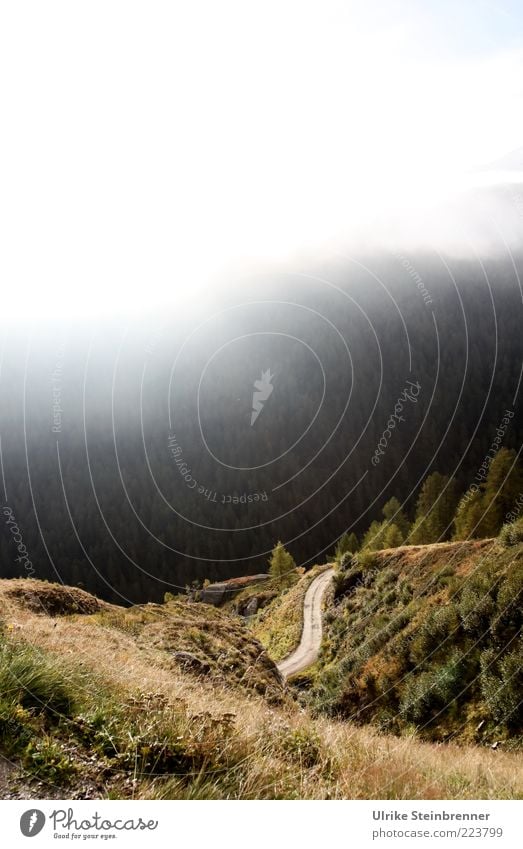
[375,568,397,590]
[338,551,356,571]
[400,651,464,724]
[409,605,459,666]
[281,726,322,767]
[0,698,32,752]
[498,516,523,547]
[355,550,379,573]
[457,573,496,635]
[399,581,413,604]
[480,642,523,729]
[491,562,523,637]
[431,651,465,705]
[334,566,363,600]
[436,564,456,588]
[23,737,77,784]
[334,532,359,563]
[399,673,435,723]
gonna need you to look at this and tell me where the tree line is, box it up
[333,447,523,560]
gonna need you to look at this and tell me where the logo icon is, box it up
[251,369,275,426]
[20,810,46,837]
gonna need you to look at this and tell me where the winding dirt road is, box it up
[277,567,335,679]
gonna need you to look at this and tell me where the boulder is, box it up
[244,597,260,617]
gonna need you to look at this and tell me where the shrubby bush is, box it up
[409,604,459,666]
[480,641,523,729]
[498,516,523,547]
[333,561,363,601]
[457,572,496,635]
[281,726,322,767]
[400,651,464,724]
[338,551,355,572]
[354,549,378,573]
[491,561,523,637]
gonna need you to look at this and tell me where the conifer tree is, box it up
[268,541,296,587]
[453,488,486,540]
[361,520,388,551]
[409,472,460,544]
[481,448,523,537]
[382,497,410,539]
[384,523,404,548]
[335,531,359,561]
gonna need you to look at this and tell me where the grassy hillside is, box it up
[308,539,523,745]
[0,575,522,800]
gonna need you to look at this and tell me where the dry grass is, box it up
[370,538,496,578]
[0,578,115,617]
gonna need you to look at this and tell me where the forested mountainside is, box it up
[1,252,522,603]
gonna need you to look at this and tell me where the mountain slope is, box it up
[308,539,523,744]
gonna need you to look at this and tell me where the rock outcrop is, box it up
[199,574,269,606]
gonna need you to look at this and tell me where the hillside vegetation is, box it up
[306,538,523,745]
[1,576,521,800]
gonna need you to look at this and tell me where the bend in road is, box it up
[277,567,334,679]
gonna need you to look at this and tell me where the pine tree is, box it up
[384,523,404,548]
[382,497,410,539]
[409,472,460,544]
[335,531,359,561]
[268,541,296,587]
[453,488,486,540]
[481,448,523,537]
[361,520,388,551]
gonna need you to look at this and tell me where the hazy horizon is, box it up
[2,1,523,326]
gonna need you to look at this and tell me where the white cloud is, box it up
[1,1,522,322]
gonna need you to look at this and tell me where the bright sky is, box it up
[1,1,523,322]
